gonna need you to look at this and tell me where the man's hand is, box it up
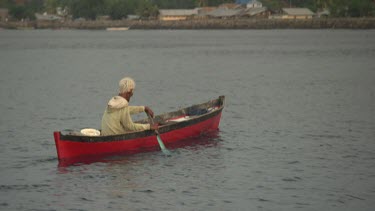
[150,123,158,130]
[145,106,154,118]
[145,106,157,130]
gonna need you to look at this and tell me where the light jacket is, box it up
[101,96,150,136]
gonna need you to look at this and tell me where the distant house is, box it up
[195,7,217,19]
[197,7,217,15]
[240,7,270,18]
[247,0,263,8]
[282,8,314,19]
[0,8,9,21]
[219,3,243,9]
[207,8,243,19]
[159,9,198,21]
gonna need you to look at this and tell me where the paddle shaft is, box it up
[147,113,170,155]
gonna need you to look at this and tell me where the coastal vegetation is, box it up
[0,0,374,21]
[261,0,375,17]
[0,0,234,20]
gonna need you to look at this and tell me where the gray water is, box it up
[0,29,374,211]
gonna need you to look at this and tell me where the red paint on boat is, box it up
[54,112,222,161]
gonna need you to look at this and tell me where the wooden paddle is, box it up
[147,113,171,155]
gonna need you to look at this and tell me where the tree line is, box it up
[0,0,233,20]
[262,0,374,17]
[0,0,374,21]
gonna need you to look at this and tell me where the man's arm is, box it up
[122,107,158,131]
[121,107,150,131]
[128,106,154,117]
[128,106,145,115]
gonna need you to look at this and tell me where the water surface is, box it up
[0,29,374,210]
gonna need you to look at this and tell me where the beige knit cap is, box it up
[119,77,135,94]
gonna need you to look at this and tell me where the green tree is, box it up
[9,5,34,20]
[293,0,317,11]
[207,0,234,6]
[27,0,44,13]
[0,0,13,8]
[67,0,106,20]
[44,0,59,14]
[6,0,44,20]
[136,0,159,18]
[347,0,375,17]
[195,0,208,7]
[152,0,195,9]
[106,0,138,19]
[261,0,286,12]
[328,0,375,17]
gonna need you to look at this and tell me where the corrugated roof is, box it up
[219,3,242,9]
[242,7,267,16]
[282,8,314,16]
[208,8,243,17]
[197,7,216,14]
[159,9,198,16]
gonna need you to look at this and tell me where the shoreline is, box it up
[1,18,375,30]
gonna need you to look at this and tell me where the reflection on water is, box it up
[52,132,225,210]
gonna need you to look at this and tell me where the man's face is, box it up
[126,89,134,101]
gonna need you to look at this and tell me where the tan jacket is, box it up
[101,96,150,136]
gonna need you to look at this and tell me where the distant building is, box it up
[0,8,9,22]
[247,0,263,8]
[281,8,314,19]
[240,7,270,18]
[195,7,216,19]
[159,9,199,21]
[197,7,217,15]
[219,3,243,10]
[207,8,243,19]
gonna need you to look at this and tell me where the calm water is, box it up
[0,29,374,210]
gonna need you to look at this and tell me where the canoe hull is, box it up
[54,112,221,160]
[53,96,225,162]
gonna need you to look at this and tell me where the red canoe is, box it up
[53,96,225,162]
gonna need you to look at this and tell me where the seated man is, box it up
[101,77,157,136]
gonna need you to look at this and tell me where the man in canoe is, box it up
[101,77,157,136]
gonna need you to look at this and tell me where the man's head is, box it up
[119,77,135,101]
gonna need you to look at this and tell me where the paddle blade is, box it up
[157,135,171,155]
